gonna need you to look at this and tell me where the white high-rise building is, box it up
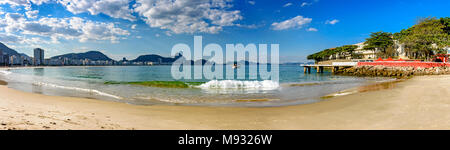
[34,48,44,66]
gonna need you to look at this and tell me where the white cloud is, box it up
[0,0,50,10]
[0,0,30,7]
[24,36,53,44]
[271,15,312,30]
[0,33,53,45]
[0,8,4,15]
[155,34,160,37]
[25,10,39,19]
[0,13,130,44]
[326,19,339,25]
[23,22,53,34]
[131,24,137,29]
[236,24,259,29]
[283,3,292,7]
[301,2,311,7]
[133,0,243,34]
[306,27,317,32]
[30,0,50,5]
[58,0,136,21]
[2,0,247,34]
[0,33,22,43]
[1,13,25,33]
[67,17,130,43]
[5,13,25,21]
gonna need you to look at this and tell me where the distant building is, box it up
[9,55,21,66]
[0,49,3,65]
[21,55,31,66]
[352,41,407,59]
[2,54,9,66]
[34,48,45,66]
[352,43,450,60]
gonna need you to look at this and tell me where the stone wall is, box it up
[335,65,450,78]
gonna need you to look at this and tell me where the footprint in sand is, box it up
[75,115,88,120]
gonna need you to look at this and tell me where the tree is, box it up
[363,31,394,58]
[440,17,450,35]
[340,45,358,59]
[307,45,359,62]
[393,28,414,57]
[308,17,450,62]
[395,17,450,60]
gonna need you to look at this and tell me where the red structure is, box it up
[432,54,449,63]
[374,57,420,62]
[358,61,450,68]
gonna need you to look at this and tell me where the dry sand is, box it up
[0,75,449,130]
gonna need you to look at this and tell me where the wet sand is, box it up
[0,80,7,85]
[0,75,449,130]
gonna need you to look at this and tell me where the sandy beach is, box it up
[0,75,449,130]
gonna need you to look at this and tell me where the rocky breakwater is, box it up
[336,65,450,78]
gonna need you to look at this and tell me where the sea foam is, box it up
[197,80,279,90]
[0,70,12,75]
[33,82,122,99]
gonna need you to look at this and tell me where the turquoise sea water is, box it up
[0,65,389,107]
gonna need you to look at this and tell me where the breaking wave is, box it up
[32,82,122,100]
[0,70,12,75]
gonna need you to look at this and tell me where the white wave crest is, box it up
[33,82,122,99]
[0,70,12,75]
[197,80,279,90]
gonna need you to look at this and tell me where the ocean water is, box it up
[0,65,388,107]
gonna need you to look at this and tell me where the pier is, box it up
[301,62,357,73]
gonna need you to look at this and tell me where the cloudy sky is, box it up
[0,0,448,62]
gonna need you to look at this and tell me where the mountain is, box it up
[0,42,21,56]
[131,54,182,63]
[130,54,214,65]
[51,51,113,61]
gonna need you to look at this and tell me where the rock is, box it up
[336,65,450,78]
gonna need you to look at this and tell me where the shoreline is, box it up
[1,66,388,107]
[321,78,403,99]
[1,75,450,129]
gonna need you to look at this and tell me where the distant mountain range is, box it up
[0,42,22,56]
[131,54,180,63]
[51,51,185,64]
[281,62,314,65]
[130,54,215,64]
[51,51,113,61]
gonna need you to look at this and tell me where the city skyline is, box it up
[0,0,449,63]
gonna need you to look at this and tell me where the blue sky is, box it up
[0,0,449,63]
